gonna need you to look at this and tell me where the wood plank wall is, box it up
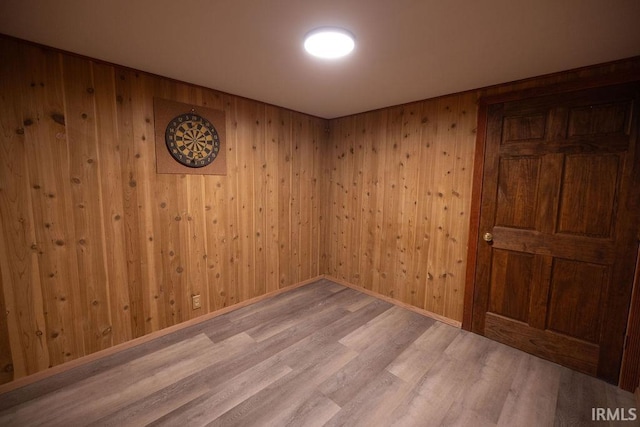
[320,57,640,324]
[0,37,325,383]
[2,35,639,386]
[320,94,478,321]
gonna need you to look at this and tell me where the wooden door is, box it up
[471,82,640,384]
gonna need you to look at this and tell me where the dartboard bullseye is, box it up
[165,113,221,168]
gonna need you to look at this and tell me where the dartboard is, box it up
[165,112,220,168]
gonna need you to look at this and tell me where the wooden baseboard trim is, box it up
[0,275,324,395]
[323,275,462,328]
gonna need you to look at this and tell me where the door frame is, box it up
[462,70,640,389]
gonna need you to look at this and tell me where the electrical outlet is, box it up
[192,294,202,310]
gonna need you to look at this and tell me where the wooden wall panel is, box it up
[0,262,12,384]
[93,62,132,346]
[21,45,85,368]
[321,93,478,322]
[0,37,326,384]
[0,43,50,378]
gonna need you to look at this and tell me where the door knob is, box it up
[483,232,493,242]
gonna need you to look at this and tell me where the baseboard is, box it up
[323,275,462,328]
[0,275,324,395]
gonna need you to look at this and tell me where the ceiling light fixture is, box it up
[304,27,355,59]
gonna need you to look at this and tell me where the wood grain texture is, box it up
[472,83,640,384]
[484,312,600,376]
[322,93,478,322]
[0,279,635,426]
[325,58,640,327]
[0,40,50,379]
[0,36,326,384]
[3,34,640,387]
[0,262,12,384]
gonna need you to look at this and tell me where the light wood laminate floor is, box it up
[0,279,636,426]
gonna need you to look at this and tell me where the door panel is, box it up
[488,249,534,322]
[557,154,620,237]
[503,113,547,142]
[495,157,540,229]
[472,82,640,384]
[567,101,631,136]
[546,259,606,343]
[484,312,600,376]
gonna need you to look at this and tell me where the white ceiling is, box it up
[1,0,639,119]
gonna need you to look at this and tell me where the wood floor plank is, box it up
[277,298,393,370]
[0,332,213,422]
[100,293,351,425]
[604,383,638,426]
[276,391,341,427]
[325,282,346,293]
[136,300,352,419]
[206,285,360,344]
[605,384,638,409]
[95,378,214,427]
[497,354,562,427]
[339,305,435,353]
[0,314,235,412]
[555,368,639,426]
[0,279,635,427]
[221,279,334,323]
[387,339,491,426]
[321,307,434,406]
[344,293,377,312]
[96,343,293,426]
[243,287,373,342]
[324,369,411,427]
[439,403,498,427]
[386,320,461,384]
[554,368,608,426]
[207,282,337,340]
[149,357,293,426]
[0,333,255,426]
[451,339,524,423]
[209,342,358,427]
